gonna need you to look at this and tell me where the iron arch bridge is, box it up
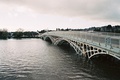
[40,31,120,60]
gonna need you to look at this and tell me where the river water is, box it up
[0,39,120,80]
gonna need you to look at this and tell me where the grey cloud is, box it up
[1,0,120,22]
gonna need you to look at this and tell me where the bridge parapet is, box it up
[43,31,120,48]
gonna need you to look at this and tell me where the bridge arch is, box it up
[89,52,108,59]
[44,35,54,43]
[55,38,82,55]
[55,39,70,46]
[88,52,120,63]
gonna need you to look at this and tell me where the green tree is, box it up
[0,29,8,39]
[23,31,38,38]
[13,28,24,38]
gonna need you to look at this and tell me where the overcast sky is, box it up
[0,0,120,31]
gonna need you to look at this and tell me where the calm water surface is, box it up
[0,39,120,80]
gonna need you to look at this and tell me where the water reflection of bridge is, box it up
[40,31,120,60]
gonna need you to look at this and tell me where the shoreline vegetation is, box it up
[0,24,120,39]
[0,28,40,39]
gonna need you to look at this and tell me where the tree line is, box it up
[0,28,39,39]
[1,25,120,39]
[56,25,120,33]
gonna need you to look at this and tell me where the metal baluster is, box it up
[91,33,93,43]
[98,33,100,46]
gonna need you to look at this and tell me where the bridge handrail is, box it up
[43,31,120,53]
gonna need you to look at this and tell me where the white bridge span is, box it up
[40,31,120,60]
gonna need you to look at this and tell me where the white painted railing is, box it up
[43,31,119,48]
